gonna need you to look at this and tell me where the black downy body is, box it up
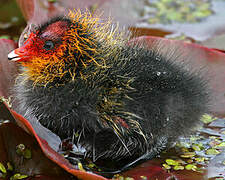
[12,16,209,173]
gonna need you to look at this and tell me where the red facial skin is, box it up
[13,20,69,62]
[14,32,46,62]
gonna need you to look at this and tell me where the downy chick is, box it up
[8,11,209,171]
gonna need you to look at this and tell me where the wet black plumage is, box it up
[9,11,209,171]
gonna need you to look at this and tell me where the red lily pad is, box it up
[0,122,74,179]
[1,100,209,180]
[0,100,107,180]
[0,39,18,98]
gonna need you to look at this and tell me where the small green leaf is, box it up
[124,177,134,180]
[195,157,205,163]
[117,176,124,180]
[206,148,220,155]
[16,144,25,155]
[78,162,85,171]
[17,175,28,179]
[24,149,32,159]
[180,152,196,158]
[185,164,197,171]
[88,162,95,168]
[0,163,6,174]
[173,165,184,170]
[10,173,28,180]
[165,159,179,166]
[187,159,194,164]
[162,163,171,169]
[192,143,204,151]
[200,114,216,123]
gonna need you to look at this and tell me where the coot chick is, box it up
[8,10,209,172]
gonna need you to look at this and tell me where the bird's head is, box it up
[8,11,120,86]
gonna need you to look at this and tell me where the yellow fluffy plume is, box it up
[20,10,124,86]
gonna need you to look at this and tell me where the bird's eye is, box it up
[43,40,54,50]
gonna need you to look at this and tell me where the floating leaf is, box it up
[162,163,171,170]
[195,157,205,163]
[165,159,179,166]
[0,101,108,179]
[185,164,197,171]
[0,162,7,174]
[173,165,184,170]
[23,149,32,159]
[201,114,217,124]
[16,144,26,156]
[10,173,28,180]
[180,152,196,158]
[206,148,220,155]
[192,144,203,151]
